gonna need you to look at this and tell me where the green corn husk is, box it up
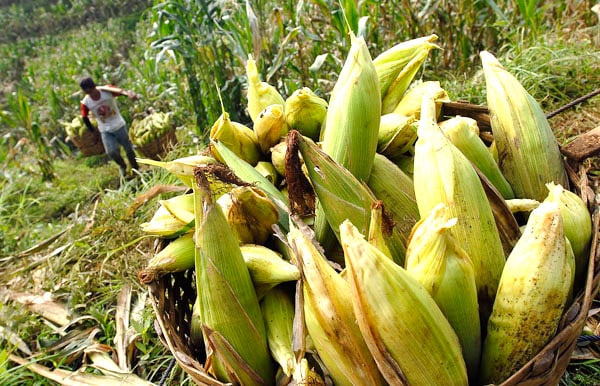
[284,87,328,140]
[210,110,261,167]
[479,201,574,385]
[439,116,515,199]
[480,51,569,201]
[315,32,381,254]
[138,233,195,284]
[253,104,288,154]
[372,34,439,114]
[287,131,407,265]
[140,204,193,238]
[216,186,279,245]
[544,182,592,291]
[260,286,296,377]
[404,204,481,382]
[320,32,380,182]
[191,170,274,385]
[137,155,217,188]
[287,220,385,386]
[367,153,420,248]
[340,220,468,386]
[377,113,418,158]
[241,244,300,298]
[392,80,450,119]
[246,54,286,122]
[413,94,505,323]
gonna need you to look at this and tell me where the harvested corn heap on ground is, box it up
[138,32,594,386]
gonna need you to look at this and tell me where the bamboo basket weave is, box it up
[145,103,600,386]
[69,128,105,156]
[135,128,178,160]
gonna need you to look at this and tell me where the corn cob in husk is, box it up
[190,170,274,385]
[480,51,569,201]
[240,244,300,298]
[377,113,418,159]
[288,220,385,386]
[284,87,328,140]
[246,54,285,122]
[392,80,450,119]
[314,31,382,254]
[216,185,279,245]
[260,286,296,377]
[253,104,288,154]
[413,94,506,323]
[340,220,468,386]
[137,154,218,188]
[372,34,439,114]
[367,153,420,248]
[404,203,481,382]
[439,116,515,199]
[479,200,574,385]
[544,182,592,291]
[287,130,407,265]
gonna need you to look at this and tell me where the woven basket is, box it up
[69,128,105,156]
[145,103,600,385]
[135,128,178,160]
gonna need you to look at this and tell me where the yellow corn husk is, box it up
[340,220,468,386]
[367,153,420,248]
[209,111,261,166]
[372,34,439,114]
[287,221,385,386]
[140,204,193,238]
[254,104,288,154]
[159,193,195,224]
[191,171,274,385]
[260,286,296,377]
[544,182,592,291]
[413,94,506,323]
[254,160,279,186]
[270,140,287,177]
[439,116,515,199]
[246,54,286,122]
[284,87,328,140]
[210,139,289,230]
[138,233,195,284]
[241,244,300,298]
[480,51,569,201]
[479,200,574,385]
[404,204,481,382]
[377,113,418,158]
[137,154,217,188]
[392,80,450,119]
[289,131,406,265]
[216,186,279,245]
[505,198,540,213]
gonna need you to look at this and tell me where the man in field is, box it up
[79,77,139,177]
